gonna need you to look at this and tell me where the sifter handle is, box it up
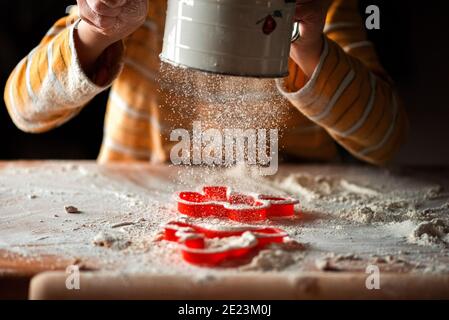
[291,21,301,42]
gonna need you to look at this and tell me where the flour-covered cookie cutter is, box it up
[176,186,299,222]
[164,220,288,266]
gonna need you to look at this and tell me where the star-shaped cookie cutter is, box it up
[176,186,299,222]
[164,220,288,266]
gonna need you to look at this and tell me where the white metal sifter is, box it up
[160,0,300,78]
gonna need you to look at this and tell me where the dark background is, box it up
[1,1,448,165]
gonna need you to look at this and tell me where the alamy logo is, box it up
[365,264,381,290]
[365,5,381,30]
[65,265,81,290]
[170,121,279,176]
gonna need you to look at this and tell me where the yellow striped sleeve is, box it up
[276,0,408,166]
[4,10,124,134]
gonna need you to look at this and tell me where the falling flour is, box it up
[158,63,290,134]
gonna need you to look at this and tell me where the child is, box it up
[4,0,407,165]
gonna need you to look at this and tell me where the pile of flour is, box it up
[268,167,449,250]
[408,219,449,248]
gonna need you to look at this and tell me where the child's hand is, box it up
[290,0,331,78]
[77,0,149,42]
[74,0,149,78]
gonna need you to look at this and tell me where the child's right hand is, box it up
[74,0,149,79]
[77,0,149,42]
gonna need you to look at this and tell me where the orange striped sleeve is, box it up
[277,0,408,165]
[3,8,124,134]
[98,13,167,164]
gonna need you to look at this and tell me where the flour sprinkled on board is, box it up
[1,162,449,277]
[93,231,132,250]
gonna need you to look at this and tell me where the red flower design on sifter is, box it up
[257,10,284,35]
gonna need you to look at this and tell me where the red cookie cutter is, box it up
[176,186,299,222]
[164,220,288,266]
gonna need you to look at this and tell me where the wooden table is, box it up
[1,161,448,299]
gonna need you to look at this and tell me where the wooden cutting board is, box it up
[1,161,448,299]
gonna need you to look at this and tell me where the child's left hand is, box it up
[290,0,332,78]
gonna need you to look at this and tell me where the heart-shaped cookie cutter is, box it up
[176,186,299,222]
[164,220,288,266]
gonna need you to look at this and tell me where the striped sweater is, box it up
[4,0,407,165]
